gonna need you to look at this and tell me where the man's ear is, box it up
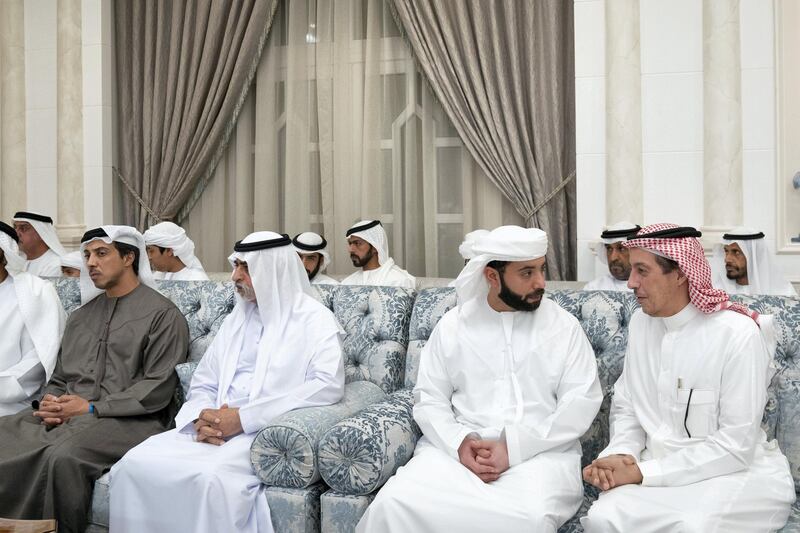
[675,268,689,287]
[123,251,136,268]
[165,248,175,258]
[484,266,500,289]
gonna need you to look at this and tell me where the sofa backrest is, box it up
[51,279,415,395]
[313,285,415,393]
[408,287,800,491]
[52,278,234,363]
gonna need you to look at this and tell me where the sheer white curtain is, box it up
[183,0,521,276]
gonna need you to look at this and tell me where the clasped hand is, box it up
[458,436,510,483]
[582,454,643,491]
[33,394,90,426]
[194,404,243,446]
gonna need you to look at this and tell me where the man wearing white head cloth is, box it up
[358,226,603,533]
[13,211,67,277]
[60,250,83,277]
[711,227,797,296]
[144,221,209,281]
[109,231,345,533]
[0,221,66,416]
[293,231,339,285]
[583,222,640,291]
[341,220,416,289]
[0,225,189,532]
[458,229,490,263]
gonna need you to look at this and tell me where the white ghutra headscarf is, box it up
[143,221,206,273]
[712,227,797,296]
[13,211,67,257]
[292,232,332,271]
[346,220,390,266]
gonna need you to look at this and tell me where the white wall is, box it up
[575,0,800,283]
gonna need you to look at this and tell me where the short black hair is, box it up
[654,255,680,274]
[486,260,508,272]
[113,242,140,275]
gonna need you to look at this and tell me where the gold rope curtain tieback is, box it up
[523,171,575,223]
[112,166,162,224]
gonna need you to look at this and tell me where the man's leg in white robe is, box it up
[582,456,795,533]
[357,442,583,533]
[109,430,273,533]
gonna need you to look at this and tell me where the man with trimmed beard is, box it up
[293,231,338,285]
[711,227,796,296]
[584,222,640,291]
[341,220,415,289]
[357,225,602,532]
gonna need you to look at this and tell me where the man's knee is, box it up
[582,497,621,533]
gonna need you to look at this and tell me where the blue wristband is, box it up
[88,403,95,414]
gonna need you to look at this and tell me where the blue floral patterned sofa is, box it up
[48,279,414,533]
[314,288,800,533]
[47,279,799,532]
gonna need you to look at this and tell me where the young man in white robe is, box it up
[109,231,345,533]
[711,227,797,296]
[582,223,795,532]
[583,222,640,291]
[0,221,66,416]
[12,211,67,277]
[293,231,339,285]
[143,221,209,281]
[357,225,603,533]
[341,220,416,289]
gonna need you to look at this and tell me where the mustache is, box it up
[526,288,545,299]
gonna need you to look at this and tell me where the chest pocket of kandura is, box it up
[674,388,718,439]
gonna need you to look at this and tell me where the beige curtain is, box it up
[114,0,279,229]
[0,0,27,220]
[389,0,577,279]
[183,0,522,275]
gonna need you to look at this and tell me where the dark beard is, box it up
[350,248,375,268]
[307,261,322,281]
[608,261,631,281]
[498,273,544,312]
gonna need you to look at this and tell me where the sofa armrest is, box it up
[250,380,386,489]
[317,389,421,495]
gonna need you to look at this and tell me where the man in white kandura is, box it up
[583,222,640,291]
[143,221,209,281]
[109,231,345,533]
[13,211,67,277]
[582,223,795,532]
[711,227,797,296]
[293,231,339,285]
[341,220,415,289]
[357,225,603,532]
[0,221,66,416]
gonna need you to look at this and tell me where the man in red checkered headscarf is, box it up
[581,223,795,532]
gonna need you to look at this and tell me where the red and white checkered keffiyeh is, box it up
[623,223,758,322]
